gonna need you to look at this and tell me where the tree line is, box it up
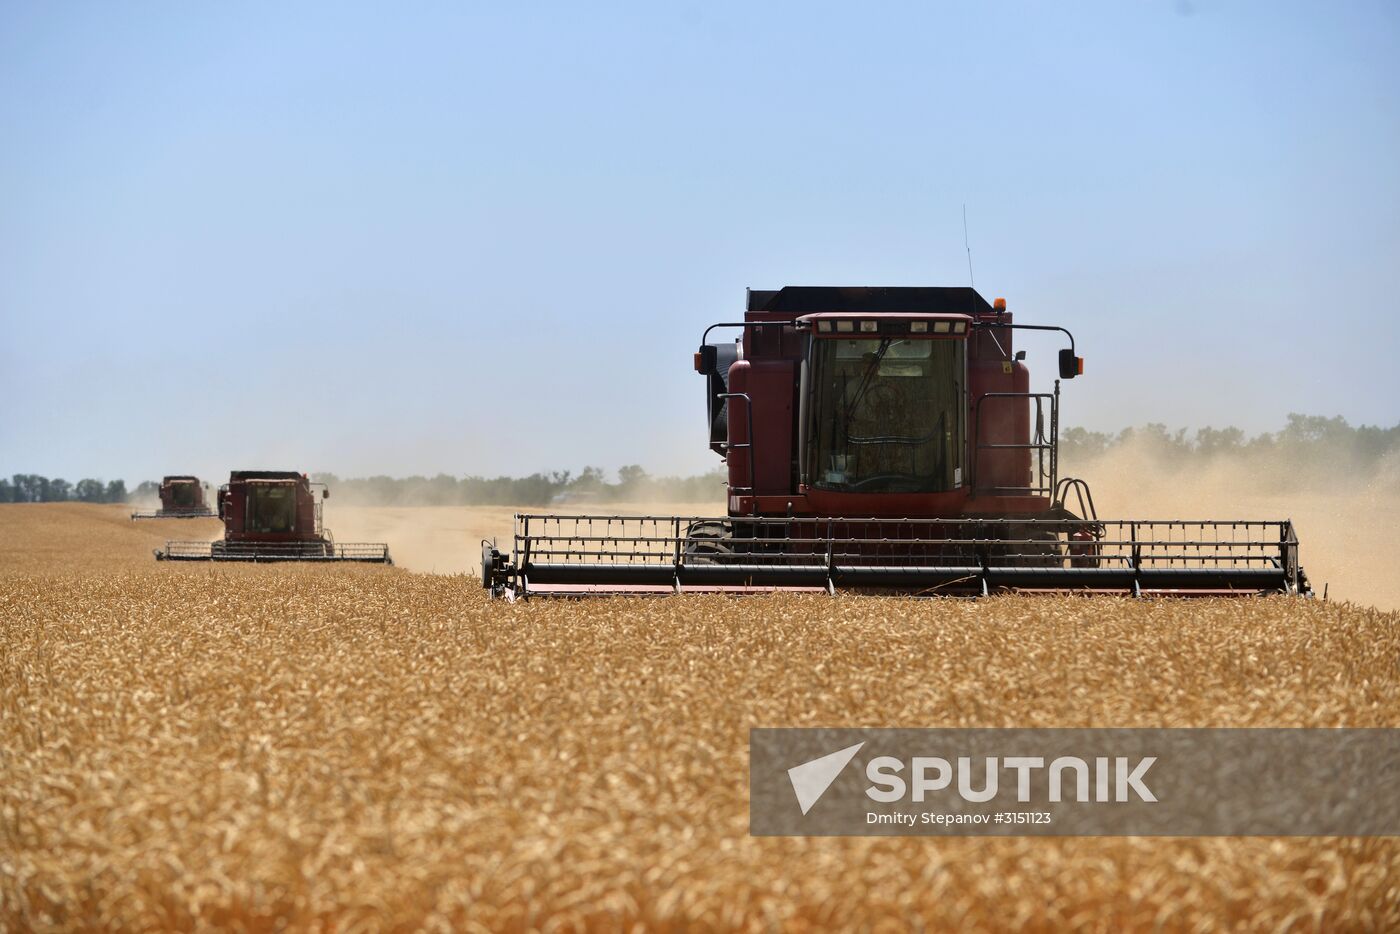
[310,466,729,507]
[0,469,725,507]
[0,475,128,503]
[3,415,1395,506]
[1062,414,1398,461]
[1060,414,1400,485]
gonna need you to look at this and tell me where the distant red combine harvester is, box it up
[130,475,214,520]
[156,471,391,563]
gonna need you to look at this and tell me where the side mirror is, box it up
[1058,348,1084,379]
[694,344,717,375]
[1014,350,1026,362]
[322,488,330,499]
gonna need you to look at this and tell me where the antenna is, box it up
[962,204,975,288]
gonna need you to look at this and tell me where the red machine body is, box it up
[131,475,215,519]
[217,471,329,546]
[158,476,210,515]
[480,285,1307,599]
[155,471,391,563]
[707,287,1062,522]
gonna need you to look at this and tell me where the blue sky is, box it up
[2,1,1397,482]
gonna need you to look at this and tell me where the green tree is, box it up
[1059,427,1113,461]
[75,479,106,502]
[616,465,650,498]
[1279,413,1351,445]
[571,467,606,492]
[1195,427,1245,458]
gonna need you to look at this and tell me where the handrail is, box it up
[971,382,1059,497]
[718,392,756,516]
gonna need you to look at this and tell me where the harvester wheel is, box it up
[1068,527,1101,568]
[995,524,1065,568]
[683,520,736,565]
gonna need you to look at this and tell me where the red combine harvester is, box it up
[156,471,391,563]
[130,475,215,519]
[482,286,1308,598]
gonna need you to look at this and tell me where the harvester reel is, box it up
[157,539,391,563]
[993,524,1066,568]
[131,508,216,520]
[483,514,1311,599]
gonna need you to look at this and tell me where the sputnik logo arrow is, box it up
[787,741,865,815]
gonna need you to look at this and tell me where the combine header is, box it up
[157,471,391,563]
[482,286,1309,599]
[130,476,215,519]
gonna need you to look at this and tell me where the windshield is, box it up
[807,337,964,493]
[169,482,196,507]
[246,483,297,533]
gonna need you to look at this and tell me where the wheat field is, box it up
[2,504,1398,931]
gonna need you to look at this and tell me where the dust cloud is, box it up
[1064,441,1400,610]
[323,447,1398,610]
[325,501,725,579]
[325,506,519,577]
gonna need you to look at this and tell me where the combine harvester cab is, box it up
[130,476,215,519]
[157,471,391,564]
[483,286,1310,599]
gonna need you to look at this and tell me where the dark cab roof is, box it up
[747,286,994,316]
[229,470,304,481]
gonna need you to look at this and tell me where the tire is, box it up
[683,520,736,565]
[992,524,1065,569]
